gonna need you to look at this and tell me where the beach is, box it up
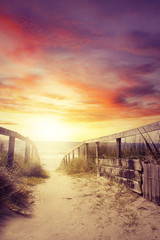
[0,171,160,240]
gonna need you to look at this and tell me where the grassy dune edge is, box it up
[0,149,49,216]
[57,157,97,175]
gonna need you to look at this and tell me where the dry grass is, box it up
[0,166,32,214]
[122,211,139,228]
[23,162,49,179]
[58,157,97,175]
[0,144,49,215]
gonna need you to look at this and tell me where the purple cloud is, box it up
[126,31,160,55]
[0,0,160,123]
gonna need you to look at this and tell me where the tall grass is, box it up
[60,157,96,175]
[0,142,49,214]
[0,166,32,213]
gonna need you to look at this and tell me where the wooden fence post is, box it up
[116,138,121,158]
[72,150,74,160]
[84,143,88,161]
[68,153,70,164]
[8,136,15,167]
[0,127,40,167]
[36,149,40,163]
[33,147,36,161]
[25,139,30,164]
[31,145,34,161]
[84,143,89,169]
[96,142,100,176]
[96,142,100,159]
[78,147,80,159]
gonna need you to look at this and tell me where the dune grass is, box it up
[0,145,49,215]
[59,157,97,175]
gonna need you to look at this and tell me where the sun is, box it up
[28,116,69,141]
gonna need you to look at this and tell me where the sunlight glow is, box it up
[29,116,69,141]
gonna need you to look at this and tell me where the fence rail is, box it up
[85,121,160,143]
[62,121,160,165]
[0,126,40,166]
[61,121,160,205]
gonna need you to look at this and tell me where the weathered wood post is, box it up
[33,147,36,162]
[84,143,89,169]
[116,138,121,159]
[8,136,15,167]
[78,147,80,159]
[65,156,67,165]
[0,127,40,167]
[36,148,40,163]
[72,150,74,160]
[31,145,34,162]
[96,142,100,176]
[96,142,100,159]
[25,138,30,164]
[68,153,70,164]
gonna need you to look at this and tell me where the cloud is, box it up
[44,94,68,101]
[0,4,92,61]
[0,73,160,123]
[60,76,160,114]
[126,84,158,97]
[133,64,158,74]
[0,121,17,125]
[125,31,160,55]
[0,0,160,128]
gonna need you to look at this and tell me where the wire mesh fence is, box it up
[64,122,160,165]
[120,130,160,161]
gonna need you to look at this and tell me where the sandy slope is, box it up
[0,172,160,240]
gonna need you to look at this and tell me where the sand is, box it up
[0,172,160,240]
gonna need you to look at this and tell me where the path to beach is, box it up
[0,172,160,240]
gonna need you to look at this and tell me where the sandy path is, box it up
[0,172,160,240]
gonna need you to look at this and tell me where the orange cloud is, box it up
[0,5,160,129]
[0,121,17,125]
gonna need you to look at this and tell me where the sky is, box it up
[0,0,160,141]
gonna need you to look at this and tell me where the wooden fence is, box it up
[0,126,40,167]
[143,163,160,204]
[61,121,160,205]
[97,158,142,194]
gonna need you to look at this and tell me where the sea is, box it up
[0,137,80,171]
[35,141,80,171]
